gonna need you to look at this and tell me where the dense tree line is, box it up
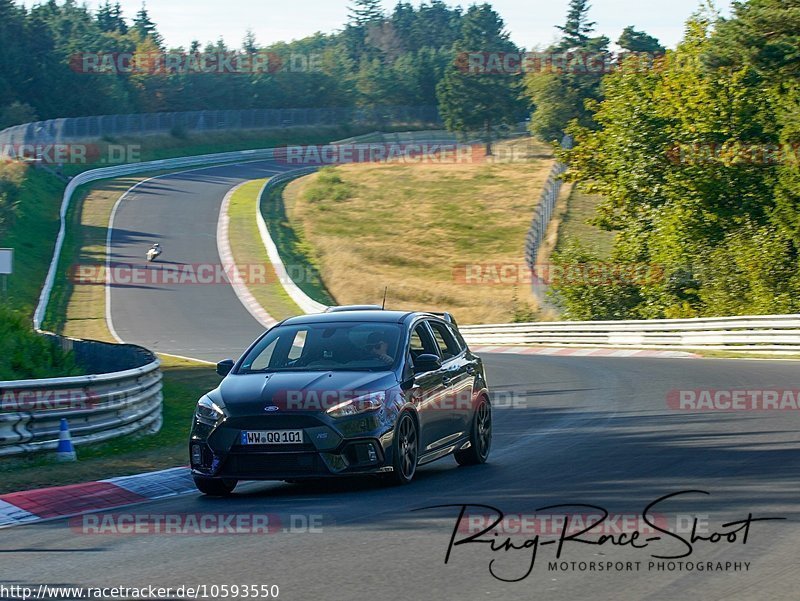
[551,0,800,319]
[524,0,665,141]
[0,0,509,129]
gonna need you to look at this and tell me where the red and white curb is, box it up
[0,467,194,529]
[470,345,700,358]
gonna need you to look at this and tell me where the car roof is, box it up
[281,310,415,326]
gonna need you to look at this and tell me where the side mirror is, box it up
[414,353,442,375]
[216,359,235,377]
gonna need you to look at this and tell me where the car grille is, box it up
[224,415,326,430]
[231,442,317,453]
[222,452,328,478]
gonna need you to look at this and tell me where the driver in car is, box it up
[366,332,394,366]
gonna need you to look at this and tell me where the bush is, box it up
[303,167,356,203]
[170,123,188,139]
[547,242,644,320]
[0,306,84,380]
[0,163,25,238]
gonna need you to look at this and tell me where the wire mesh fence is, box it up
[524,134,573,270]
[0,105,442,152]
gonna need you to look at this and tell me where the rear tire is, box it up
[194,476,237,496]
[455,399,491,466]
[386,413,418,485]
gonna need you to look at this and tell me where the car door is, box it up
[407,321,452,453]
[427,320,475,438]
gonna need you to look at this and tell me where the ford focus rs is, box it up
[189,307,492,495]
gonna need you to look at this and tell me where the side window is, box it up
[249,338,278,371]
[446,323,466,353]
[409,323,438,361]
[409,328,425,355]
[428,321,461,361]
[287,330,308,360]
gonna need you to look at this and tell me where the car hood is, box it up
[215,370,398,415]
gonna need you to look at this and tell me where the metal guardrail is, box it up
[459,314,800,353]
[256,168,329,315]
[0,338,161,457]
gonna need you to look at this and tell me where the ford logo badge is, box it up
[265,405,280,412]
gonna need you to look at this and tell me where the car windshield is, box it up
[237,322,403,373]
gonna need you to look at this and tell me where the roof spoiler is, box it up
[427,311,458,326]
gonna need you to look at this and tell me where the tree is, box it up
[356,57,397,106]
[524,0,610,140]
[97,1,127,34]
[617,26,665,54]
[558,8,797,318]
[348,0,384,27]
[436,4,523,154]
[243,29,258,54]
[0,102,37,129]
[132,3,162,47]
[707,0,800,252]
[555,0,596,51]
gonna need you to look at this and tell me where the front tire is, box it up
[387,412,418,485]
[194,476,237,496]
[455,399,492,466]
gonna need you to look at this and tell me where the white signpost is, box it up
[0,248,12,296]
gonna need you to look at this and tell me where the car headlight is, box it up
[326,392,385,418]
[196,396,225,423]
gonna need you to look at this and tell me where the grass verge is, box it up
[227,180,306,320]
[553,185,615,258]
[260,179,336,307]
[0,167,66,315]
[282,138,555,324]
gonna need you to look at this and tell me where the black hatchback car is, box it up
[189,307,492,495]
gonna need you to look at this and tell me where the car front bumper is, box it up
[190,412,395,480]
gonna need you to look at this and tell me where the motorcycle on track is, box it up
[146,243,162,262]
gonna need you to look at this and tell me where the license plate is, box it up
[240,430,304,445]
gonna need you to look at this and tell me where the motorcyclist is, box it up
[147,243,162,261]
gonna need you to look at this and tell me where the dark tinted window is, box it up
[239,322,402,372]
[428,320,461,360]
[446,323,466,353]
[409,323,438,361]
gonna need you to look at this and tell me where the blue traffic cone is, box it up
[56,418,77,462]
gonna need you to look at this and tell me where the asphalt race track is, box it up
[107,160,293,361]
[1,163,798,600]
